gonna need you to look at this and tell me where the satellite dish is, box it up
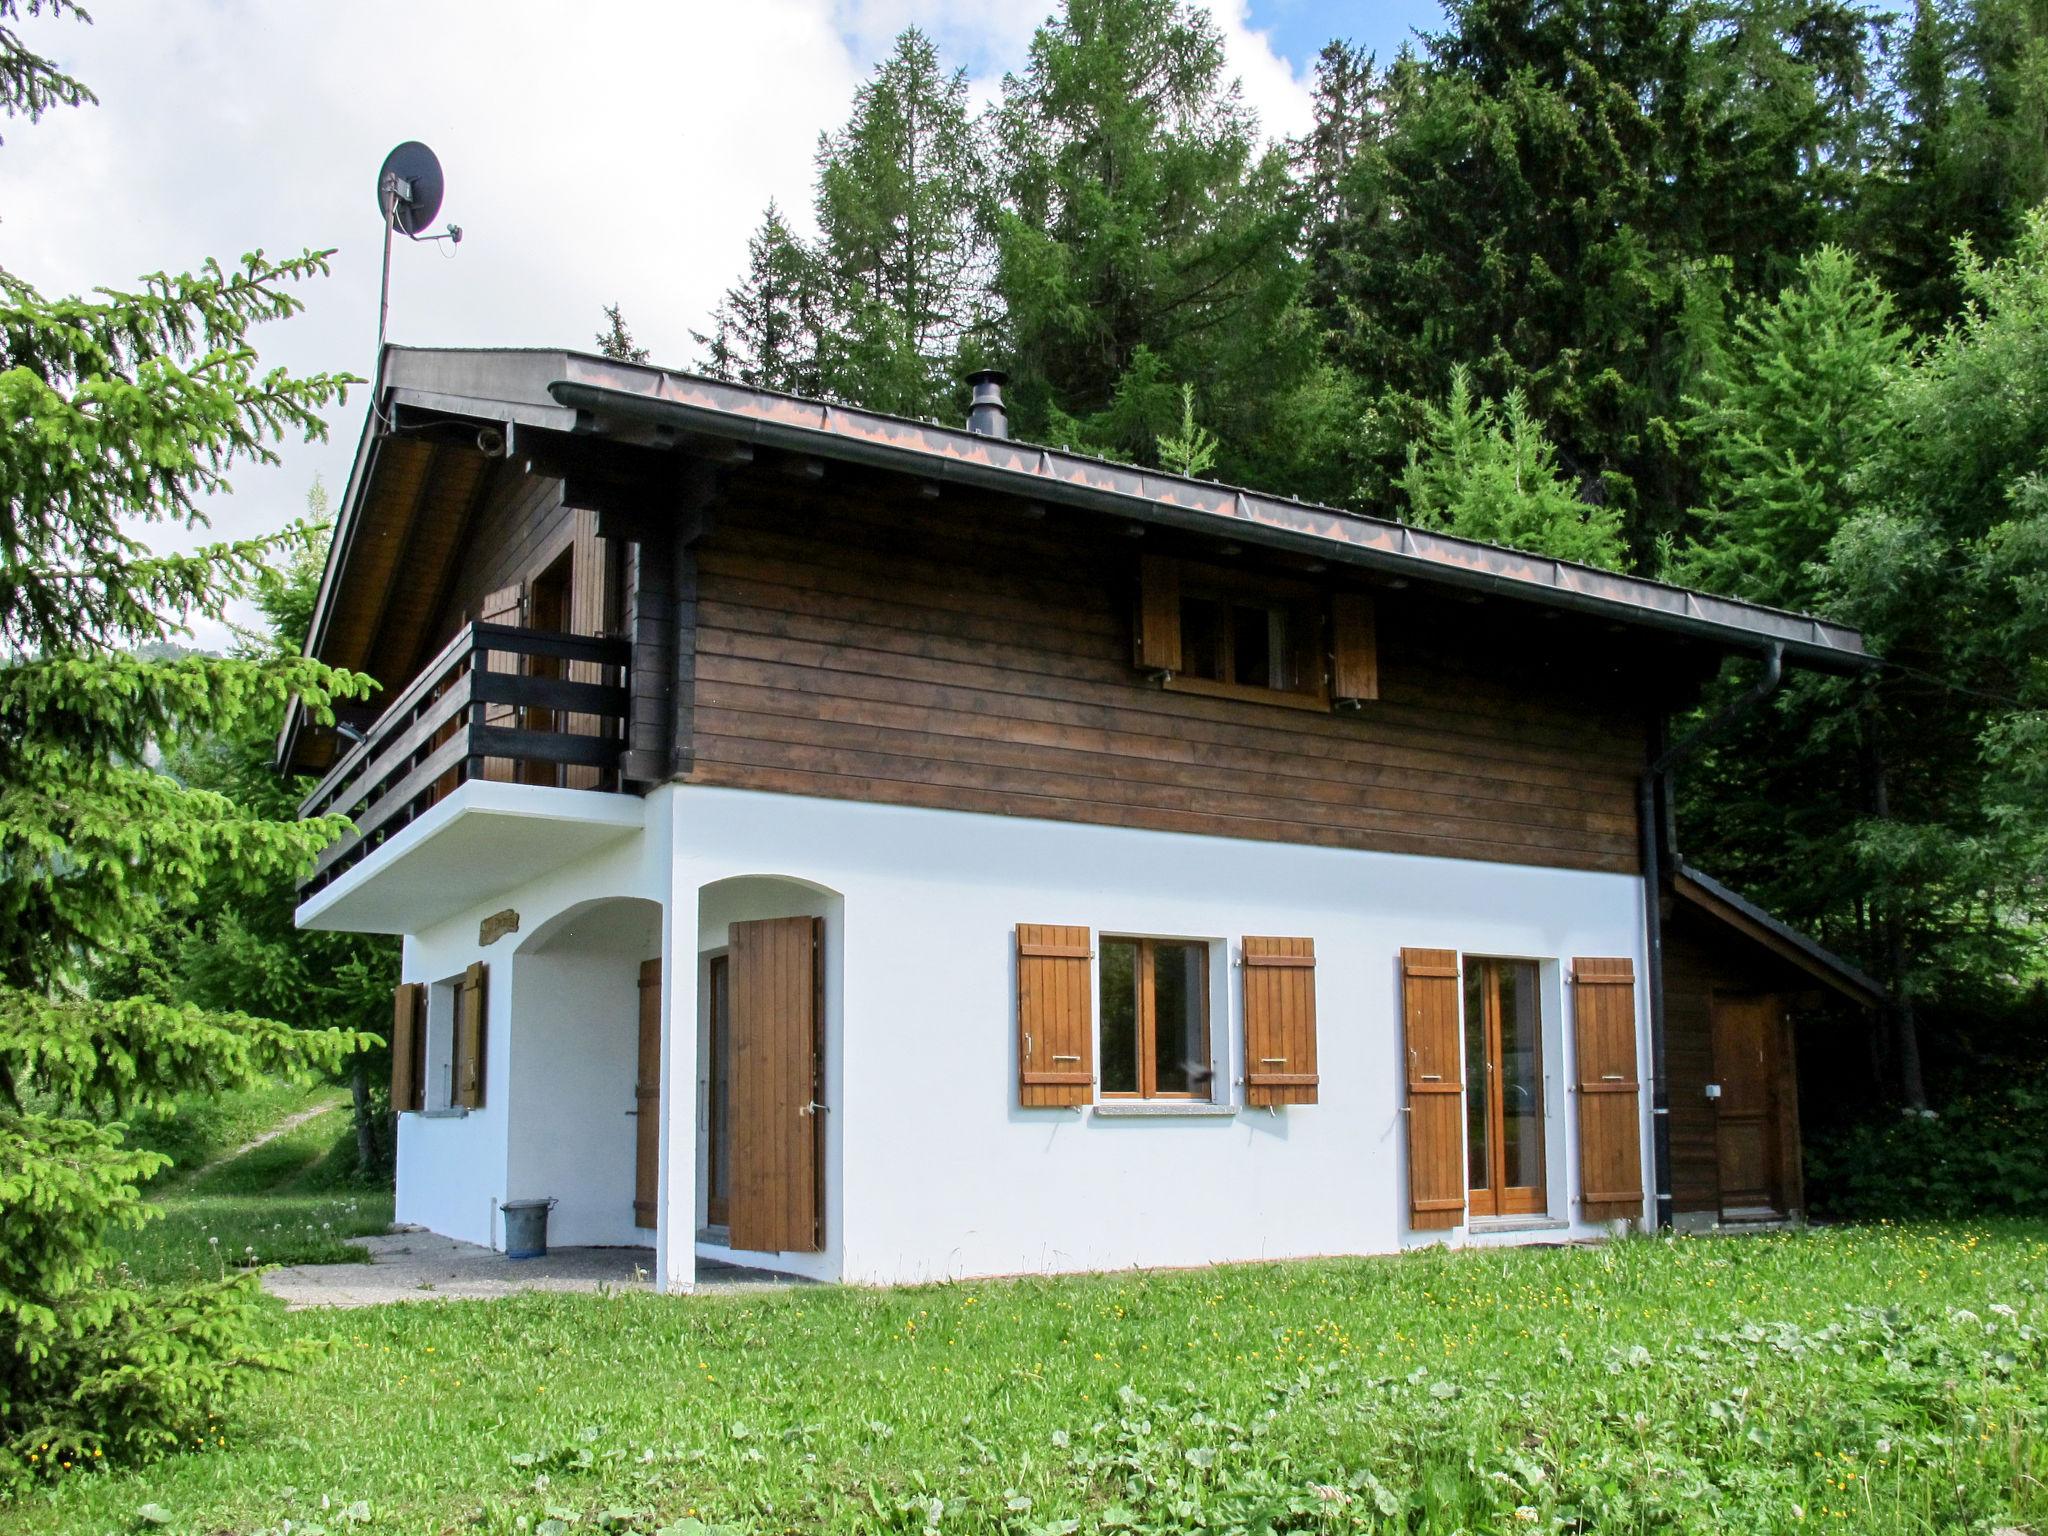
[377,141,444,237]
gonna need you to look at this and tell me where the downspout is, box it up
[1640,643,1783,1229]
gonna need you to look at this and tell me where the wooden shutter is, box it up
[1401,947,1466,1230]
[565,513,608,790]
[729,916,823,1254]
[477,582,524,783]
[1135,555,1181,673]
[1330,593,1379,702]
[1572,957,1644,1222]
[389,983,424,1113]
[453,960,488,1110]
[1017,923,1093,1107]
[1242,937,1317,1105]
[633,958,661,1230]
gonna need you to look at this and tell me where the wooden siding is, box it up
[685,487,1648,874]
[433,472,574,637]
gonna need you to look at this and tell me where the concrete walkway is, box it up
[263,1229,803,1309]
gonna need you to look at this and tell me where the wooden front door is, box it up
[1464,958,1547,1217]
[1710,992,1785,1216]
[633,958,661,1230]
[727,916,824,1254]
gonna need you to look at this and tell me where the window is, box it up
[1135,556,1378,711]
[1178,592,1311,693]
[422,979,458,1111]
[1099,937,1211,1099]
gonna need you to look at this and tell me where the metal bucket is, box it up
[501,1198,556,1260]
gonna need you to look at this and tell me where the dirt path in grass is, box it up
[163,1095,348,1191]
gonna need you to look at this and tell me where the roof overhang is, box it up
[1672,864,1887,1009]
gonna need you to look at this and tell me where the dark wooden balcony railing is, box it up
[299,622,632,898]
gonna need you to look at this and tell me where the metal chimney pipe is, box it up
[965,369,1009,438]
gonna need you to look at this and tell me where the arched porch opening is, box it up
[507,894,664,1250]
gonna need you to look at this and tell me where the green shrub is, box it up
[1807,1073,2048,1219]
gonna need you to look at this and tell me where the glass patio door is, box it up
[1464,959,1547,1217]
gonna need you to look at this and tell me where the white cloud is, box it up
[0,1,1310,645]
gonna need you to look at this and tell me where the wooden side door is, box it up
[727,916,823,1254]
[1710,992,1782,1216]
[633,959,661,1231]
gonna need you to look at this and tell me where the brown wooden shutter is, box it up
[729,916,824,1253]
[477,582,524,783]
[1330,593,1379,703]
[454,960,488,1109]
[1242,936,1317,1105]
[1135,555,1181,673]
[633,958,661,1230]
[1401,947,1466,1230]
[1017,924,1093,1107]
[1571,957,1644,1222]
[390,983,424,1113]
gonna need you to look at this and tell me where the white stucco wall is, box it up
[666,785,1654,1287]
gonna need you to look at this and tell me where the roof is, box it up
[1671,864,1887,1009]
[310,345,1871,670]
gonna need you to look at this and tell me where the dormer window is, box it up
[1136,554,1378,712]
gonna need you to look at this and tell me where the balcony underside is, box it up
[296,780,645,935]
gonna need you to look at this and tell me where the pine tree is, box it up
[594,303,650,363]
[1313,0,1881,553]
[1857,0,2048,332]
[1681,215,2048,1109]
[1680,245,1908,607]
[1397,366,1627,567]
[813,29,989,418]
[693,202,824,395]
[158,509,400,1179]
[0,6,374,1479]
[989,0,1312,481]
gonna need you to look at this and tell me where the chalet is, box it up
[283,347,1884,1289]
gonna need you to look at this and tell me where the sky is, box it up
[1,0,1440,645]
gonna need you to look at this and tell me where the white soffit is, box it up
[295,781,645,936]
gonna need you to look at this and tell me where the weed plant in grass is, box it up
[119,1108,394,1286]
[9,1222,2044,1534]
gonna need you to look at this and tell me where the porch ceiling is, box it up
[295,780,645,935]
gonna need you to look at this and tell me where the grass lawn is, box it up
[118,1102,395,1287]
[9,1222,2043,1535]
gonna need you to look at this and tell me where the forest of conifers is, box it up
[680,0,2048,1136]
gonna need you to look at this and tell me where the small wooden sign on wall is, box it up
[479,908,520,947]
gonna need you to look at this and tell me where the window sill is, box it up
[413,1107,471,1120]
[1466,1215,1566,1234]
[1161,674,1331,713]
[1092,1101,1237,1119]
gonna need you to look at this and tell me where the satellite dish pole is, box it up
[375,140,461,353]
